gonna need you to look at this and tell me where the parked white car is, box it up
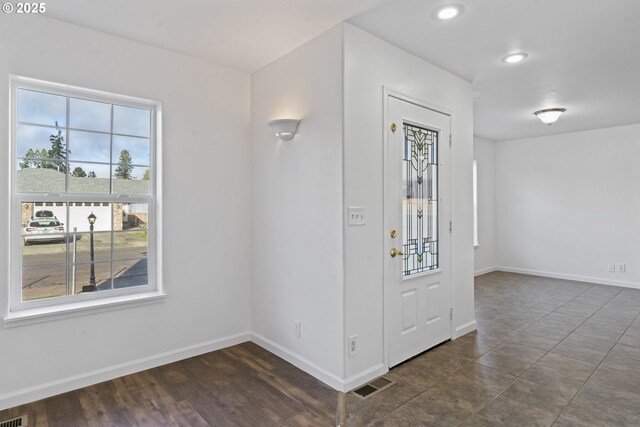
[23,217,65,245]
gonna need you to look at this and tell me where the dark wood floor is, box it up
[0,342,340,427]
[3,272,640,426]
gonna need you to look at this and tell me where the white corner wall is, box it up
[250,25,345,387]
[343,24,476,384]
[0,15,251,409]
[474,137,497,275]
[496,123,640,288]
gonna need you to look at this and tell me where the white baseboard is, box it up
[0,331,251,411]
[453,320,478,338]
[342,363,388,392]
[250,333,347,391]
[250,334,390,393]
[496,266,640,289]
[474,267,498,277]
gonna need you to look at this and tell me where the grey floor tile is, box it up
[367,411,422,427]
[507,332,561,351]
[476,343,545,376]
[449,362,516,393]
[385,360,447,390]
[430,335,491,361]
[551,342,608,365]
[557,332,616,353]
[457,414,495,426]
[369,272,640,427]
[395,391,475,427]
[561,393,640,426]
[370,383,423,410]
[574,380,640,418]
[502,378,574,417]
[619,332,640,348]
[587,365,640,395]
[345,395,393,427]
[520,354,596,397]
[525,323,572,341]
[552,416,584,426]
[572,322,625,342]
[423,375,498,412]
[554,302,599,318]
[475,395,559,427]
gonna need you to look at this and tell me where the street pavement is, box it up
[21,233,148,301]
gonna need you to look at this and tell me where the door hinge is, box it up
[450,307,453,321]
[449,220,453,233]
[449,134,452,147]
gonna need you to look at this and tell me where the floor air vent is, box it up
[0,416,27,427]
[350,377,395,399]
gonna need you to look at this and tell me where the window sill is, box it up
[3,291,166,328]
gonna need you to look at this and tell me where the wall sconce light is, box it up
[534,108,566,125]
[268,119,300,141]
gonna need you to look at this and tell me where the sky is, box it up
[17,89,151,168]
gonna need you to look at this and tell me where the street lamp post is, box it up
[82,212,97,292]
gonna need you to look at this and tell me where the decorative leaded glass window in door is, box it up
[402,122,438,276]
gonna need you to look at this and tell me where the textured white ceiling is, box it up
[349,0,640,141]
[43,0,640,141]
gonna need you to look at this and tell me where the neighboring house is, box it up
[18,168,149,232]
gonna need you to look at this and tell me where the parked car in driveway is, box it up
[23,218,66,245]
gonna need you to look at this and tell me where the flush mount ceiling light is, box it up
[534,108,566,125]
[432,4,464,20]
[268,119,300,141]
[501,52,528,64]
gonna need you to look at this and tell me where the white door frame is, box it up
[382,86,455,369]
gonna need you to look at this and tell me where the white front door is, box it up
[385,94,452,368]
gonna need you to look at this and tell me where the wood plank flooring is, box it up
[0,342,339,427]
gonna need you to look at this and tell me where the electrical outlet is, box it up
[608,264,616,273]
[618,263,626,273]
[348,335,358,356]
[294,320,301,338]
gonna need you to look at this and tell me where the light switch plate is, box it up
[348,206,366,226]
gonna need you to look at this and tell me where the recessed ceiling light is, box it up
[501,52,528,64]
[433,4,464,21]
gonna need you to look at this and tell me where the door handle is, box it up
[390,248,404,257]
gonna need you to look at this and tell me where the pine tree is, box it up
[114,149,134,179]
[48,122,67,173]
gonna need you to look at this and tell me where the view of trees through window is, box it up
[13,83,156,305]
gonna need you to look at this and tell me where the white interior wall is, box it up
[495,123,640,288]
[473,137,497,275]
[343,24,476,384]
[250,25,345,387]
[0,15,251,409]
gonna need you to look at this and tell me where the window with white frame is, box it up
[9,76,162,315]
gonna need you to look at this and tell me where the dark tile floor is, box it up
[347,272,640,426]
